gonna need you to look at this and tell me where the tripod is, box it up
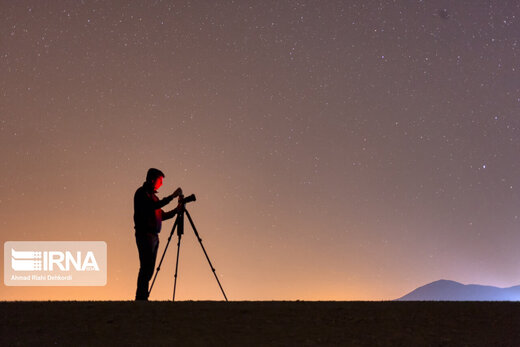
[148,202,228,301]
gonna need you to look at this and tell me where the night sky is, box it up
[1,1,520,300]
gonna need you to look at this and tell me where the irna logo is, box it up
[4,241,107,286]
[11,249,100,272]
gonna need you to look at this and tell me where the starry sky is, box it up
[1,0,520,301]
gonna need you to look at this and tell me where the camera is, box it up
[179,194,196,204]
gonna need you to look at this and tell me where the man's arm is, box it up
[161,200,183,221]
[135,188,171,210]
[152,195,174,209]
[162,207,179,221]
[152,187,182,210]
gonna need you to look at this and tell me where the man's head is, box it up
[146,168,165,191]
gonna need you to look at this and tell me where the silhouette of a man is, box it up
[133,168,182,301]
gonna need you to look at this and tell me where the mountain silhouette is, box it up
[397,279,520,301]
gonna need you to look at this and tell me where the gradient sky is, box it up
[1,0,520,301]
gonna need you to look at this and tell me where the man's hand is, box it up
[172,187,183,198]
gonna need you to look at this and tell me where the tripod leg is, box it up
[172,232,182,301]
[185,209,229,302]
[149,216,178,297]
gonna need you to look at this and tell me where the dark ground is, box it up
[0,301,518,346]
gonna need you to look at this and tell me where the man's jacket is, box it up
[133,182,176,235]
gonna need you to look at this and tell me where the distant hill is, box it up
[397,279,520,301]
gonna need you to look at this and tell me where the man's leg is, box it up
[135,233,159,300]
